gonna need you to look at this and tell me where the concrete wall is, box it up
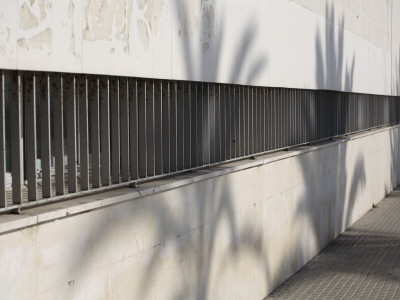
[0,0,399,95]
[1,125,400,299]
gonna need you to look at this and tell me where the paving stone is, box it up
[266,189,400,299]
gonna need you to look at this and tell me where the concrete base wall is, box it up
[1,126,400,299]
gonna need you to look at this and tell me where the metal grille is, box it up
[0,70,399,213]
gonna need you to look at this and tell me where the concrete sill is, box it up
[0,124,397,235]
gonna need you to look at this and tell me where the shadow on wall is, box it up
[177,0,268,85]
[286,2,400,292]
[390,49,400,191]
[60,2,395,300]
[395,48,400,96]
[291,1,366,283]
[131,1,270,299]
[65,1,270,299]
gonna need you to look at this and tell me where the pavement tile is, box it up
[266,189,400,299]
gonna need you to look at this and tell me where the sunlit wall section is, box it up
[0,0,399,95]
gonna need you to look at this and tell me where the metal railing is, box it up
[1,70,399,213]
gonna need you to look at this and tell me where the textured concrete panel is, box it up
[16,0,82,73]
[0,0,17,69]
[0,0,399,95]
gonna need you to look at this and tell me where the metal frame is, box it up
[0,69,399,213]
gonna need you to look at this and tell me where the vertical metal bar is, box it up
[291,90,296,145]
[254,87,259,153]
[319,91,323,139]
[40,73,51,198]
[220,84,226,162]
[209,84,216,163]
[278,89,282,148]
[276,89,281,148]
[252,87,256,153]
[259,88,263,150]
[325,91,329,137]
[261,88,265,151]
[110,77,120,184]
[308,90,314,141]
[203,83,210,164]
[304,90,307,143]
[10,72,23,204]
[120,77,130,182]
[331,91,335,136]
[0,72,6,206]
[196,83,203,165]
[249,87,253,154]
[283,89,287,146]
[299,89,303,143]
[291,89,295,145]
[368,95,371,127]
[302,90,306,142]
[162,81,170,174]
[318,90,322,139]
[257,87,260,150]
[254,87,258,152]
[65,74,77,193]
[280,89,285,147]
[230,85,236,157]
[352,93,355,130]
[53,74,64,195]
[331,91,334,135]
[271,88,276,150]
[234,85,240,157]
[292,89,296,145]
[271,89,276,150]
[284,89,289,146]
[215,84,221,162]
[337,92,341,135]
[264,88,268,150]
[301,90,304,142]
[138,79,147,178]
[176,82,184,170]
[129,78,138,180]
[190,83,197,167]
[327,91,335,137]
[225,85,231,159]
[100,76,111,185]
[90,77,100,188]
[313,90,317,140]
[25,72,37,201]
[248,86,252,153]
[350,93,354,132]
[239,86,245,156]
[266,88,272,150]
[326,91,329,137]
[258,88,263,151]
[79,76,89,191]
[244,86,249,155]
[321,91,324,139]
[183,82,191,169]
[246,86,250,153]
[154,80,163,175]
[291,89,300,145]
[146,80,155,177]
[169,82,177,172]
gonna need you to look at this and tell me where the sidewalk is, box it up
[266,188,400,299]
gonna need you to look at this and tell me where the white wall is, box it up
[0,0,399,95]
[1,126,399,299]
